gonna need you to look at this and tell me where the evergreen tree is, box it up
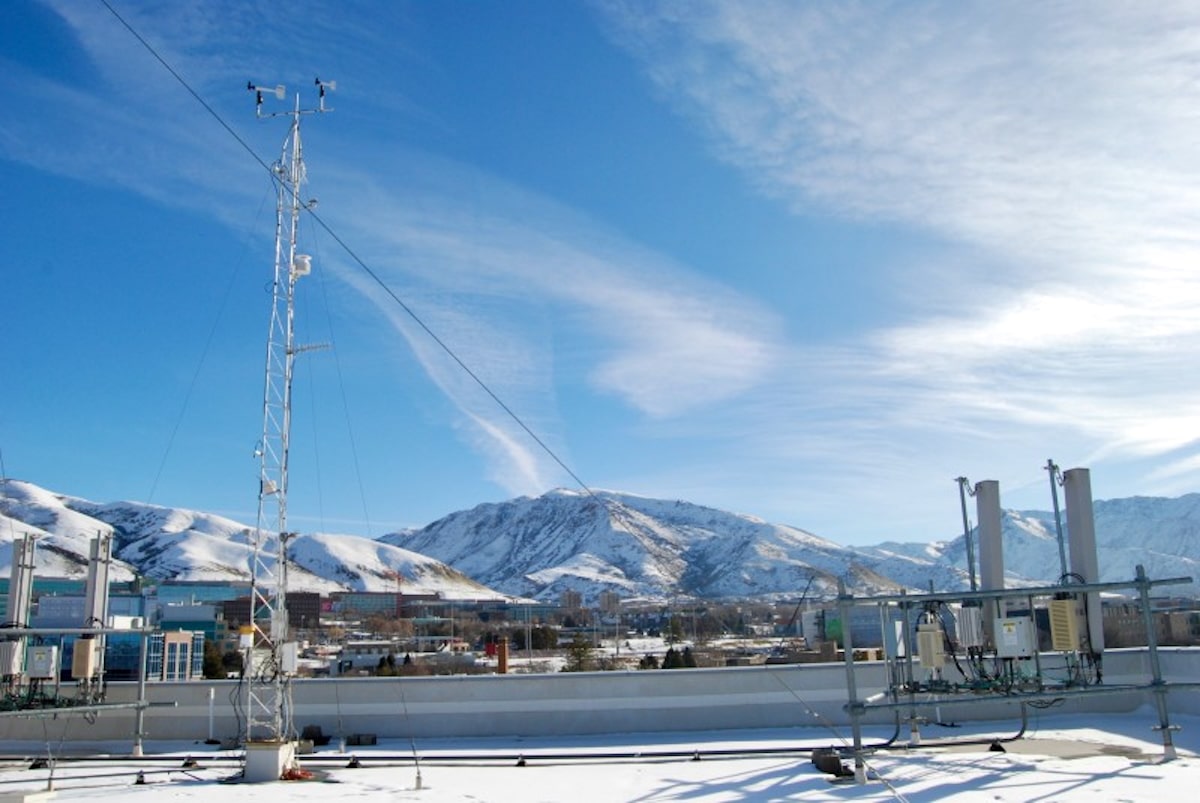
[533,625,558,650]
[563,632,594,672]
[221,649,244,676]
[682,646,698,668]
[662,647,683,669]
[516,625,559,650]
[202,640,225,679]
[638,654,660,670]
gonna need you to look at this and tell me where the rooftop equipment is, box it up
[974,479,1004,642]
[1062,467,1104,655]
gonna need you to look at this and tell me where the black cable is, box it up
[98,1,276,184]
[98,0,599,506]
[1057,572,1102,685]
[308,230,373,536]
[144,190,271,507]
[935,605,970,681]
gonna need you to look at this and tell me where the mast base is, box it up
[243,740,297,783]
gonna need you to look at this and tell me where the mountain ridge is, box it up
[3,479,1197,602]
[0,479,499,599]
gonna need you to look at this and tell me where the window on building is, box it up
[190,632,205,679]
[165,642,180,680]
[147,634,164,679]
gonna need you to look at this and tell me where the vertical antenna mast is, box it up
[245,78,333,753]
[1045,458,1069,581]
[954,476,978,592]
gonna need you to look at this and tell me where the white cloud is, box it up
[5,2,784,498]
[13,0,1200,541]
[319,155,783,420]
[599,1,1200,485]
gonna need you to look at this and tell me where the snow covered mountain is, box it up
[0,479,500,599]
[381,489,963,602]
[383,488,1200,602]
[4,479,1197,602]
[860,494,1200,596]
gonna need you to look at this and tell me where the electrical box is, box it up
[280,641,299,675]
[71,639,99,679]
[0,641,24,676]
[955,605,985,649]
[995,617,1036,658]
[249,647,271,676]
[917,621,945,669]
[27,645,59,680]
[1048,597,1084,651]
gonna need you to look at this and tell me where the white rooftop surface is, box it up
[0,707,1196,801]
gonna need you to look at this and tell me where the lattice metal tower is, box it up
[244,79,333,749]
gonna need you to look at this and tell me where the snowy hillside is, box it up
[382,489,963,602]
[0,479,501,599]
[385,488,1199,602]
[4,479,1197,602]
[0,481,136,581]
[863,494,1200,594]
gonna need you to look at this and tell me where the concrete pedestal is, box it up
[243,740,297,783]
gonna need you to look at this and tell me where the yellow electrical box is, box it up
[71,640,98,679]
[1049,598,1083,651]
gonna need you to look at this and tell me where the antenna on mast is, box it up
[241,77,334,782]
[955,476,979,593]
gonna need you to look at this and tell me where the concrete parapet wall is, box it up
[0,648,1195,746]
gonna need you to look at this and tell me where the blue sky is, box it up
[3,1,1199,546]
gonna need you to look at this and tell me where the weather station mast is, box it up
[243,77,334,782]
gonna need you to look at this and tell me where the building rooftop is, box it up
[0,711,1195,801]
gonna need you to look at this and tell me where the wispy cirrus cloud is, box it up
[12,0,1200,542]
[598,1,1200,504]
[323,155,783,493]
[4,2,785,501]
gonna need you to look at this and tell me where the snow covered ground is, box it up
[0,708,1195,801]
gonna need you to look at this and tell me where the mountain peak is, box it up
[4,480,1197,602]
